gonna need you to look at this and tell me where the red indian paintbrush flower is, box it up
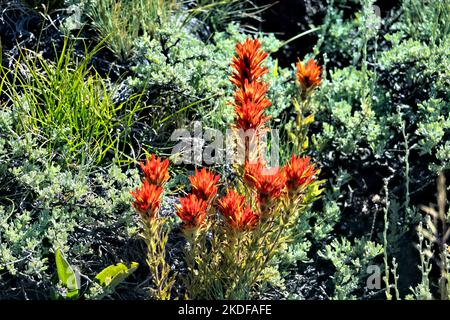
[255,168,287,207]
[244,160,287,209]
[140,154,170,186]
[218,189,259,231]
[177,194,208,229]
[284,154,319,194]
[217,189,245,218]
[230,38,269,88]
[296,58,322,94]
[131,180,164,220]
[189,168,220,202]
[243,159,266,189]
[238,206,259,230]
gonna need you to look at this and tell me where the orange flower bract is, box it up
[189,168,220,202]
[243,159,266,189]
[218,189,259,231]
[284,155,319,193]
[244,160,287,209]
[296,58,322,93]
[233,80,272,131]
[233,80,271,109]
[230,38,269,88]
[131,180,164,220]
[140,154,170,186]
[234,100,272,131]
[255,168,287,207]
[177,194,208,229]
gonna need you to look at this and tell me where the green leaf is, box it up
[55,248,80,299]
[273,59,279,78]
[95,262,139,291]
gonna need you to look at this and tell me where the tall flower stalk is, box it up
[288,57,323,153]
[229,38,272,163]
[221,39,322,298]
[131,154,175,300]
[176,168,221,299]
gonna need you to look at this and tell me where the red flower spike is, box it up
[230,38,269,88]
[140,154,170,186]
[284,155,319,193]
[177,194,208,229]
[218,189,259,231]
[232,80,272,131]
[296,58,322,93]
[189,168,221,202]
[217,189,245,219]
[131,180,164,220]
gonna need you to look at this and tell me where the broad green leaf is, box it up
[55,248,80,299]
[302,114,315,126]
[293,98,301,113]
[95,262,138,291]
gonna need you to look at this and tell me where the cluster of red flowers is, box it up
[177,169,263,231]
[131,155,318,230]
[176,158,319,230]
[228,38,321,214]
[131,39,323,233]
[131,154,170,220]
[176,168,220,229]
[131,158,261,231]
[243,156,319,213]
[177,167,261,231]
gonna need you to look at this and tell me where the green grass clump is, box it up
[2,37,143,165]
[85,0,267,62]
[86,0,177,62]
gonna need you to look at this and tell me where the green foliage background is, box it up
[0,0,449,299]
